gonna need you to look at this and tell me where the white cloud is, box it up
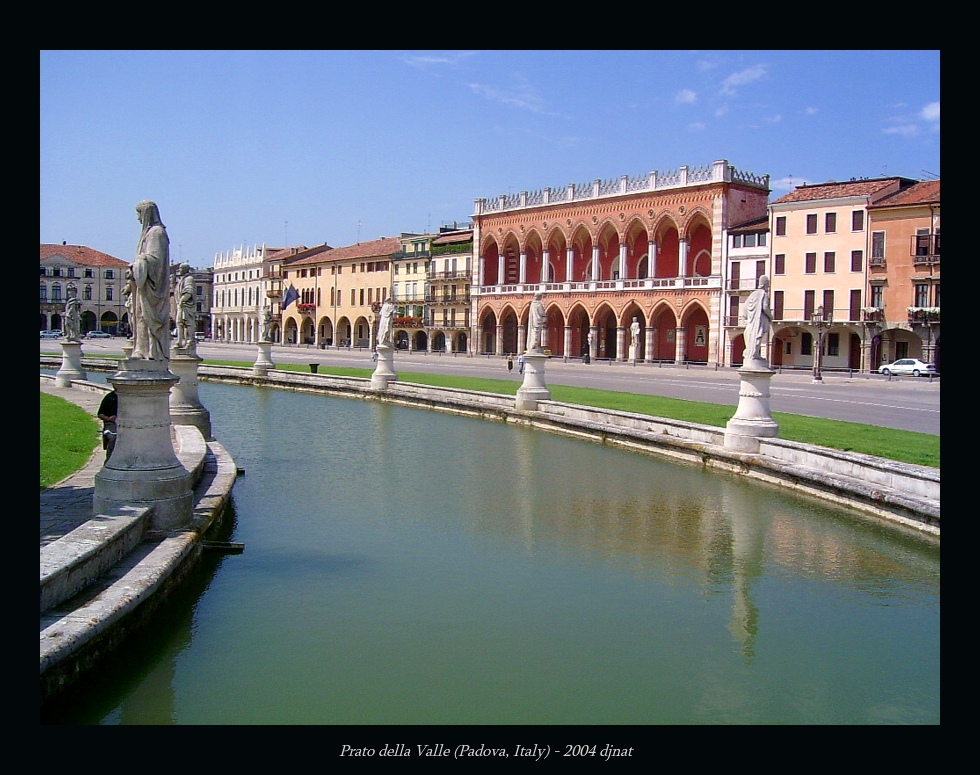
[675,89,698,104]
[688,121,706,131]
[719,64,768,96]
[468,74,566,117]
[803,107,818,115]
[771,175,814,192]
[920,101,940,126]
[764,114,782,124]
[883,125,920,138]
[403,51,476,69]
[714,105,728,117]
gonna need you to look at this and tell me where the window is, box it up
[801,332,813,356]
[52,285,63,302]
[804,290,815,319]
[850,250,863,272]
[805,253,816,273]
[105,269,115,279]
[732,234,741,248]
[744,233,756,248]
[40,267,47,277]
[827,332,840,357]
[914,228,930,256]
[852,211,864,231]
[824,252,836,273]
[822,290,834,317]
[914,284,929,307]
[83,285,93,300]
[825,212,837,233]
[360,289,365,305]
[773,290,784,320]
[806,214,818,234]
[849,289,861,320]
[870,285,884,308]
[934,283,940,307]
[40,285,47,301]
[756,260,766,280]
[106,287,113,301]
[84,268,94,278]
[67,267,76,278]
[871,232,885,263]
[775,216,786,236]
[774,254,786,275]
[729,295,739,323]
[350,289,356,305]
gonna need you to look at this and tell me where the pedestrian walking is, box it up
[97,389,118,460]
[507,354,514,373]
[518,353,525,374]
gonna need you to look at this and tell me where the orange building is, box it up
[471,160,770,364]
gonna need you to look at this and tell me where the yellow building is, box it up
[768,177,918,373]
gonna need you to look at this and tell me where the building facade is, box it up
[427,226,473,353]
[470,160,770,364]
[40,244,130,335]
[766,177,934,373]
[866,180,940,370]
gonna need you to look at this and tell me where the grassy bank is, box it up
[40,360,940,490]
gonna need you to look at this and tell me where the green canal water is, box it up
[41,380,940,725]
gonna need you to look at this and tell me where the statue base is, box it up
[371,344,398,390]
[254,341,275,376]
[515,350,551,410]
[55,340,86,387]
[724,365,779,453]
[170,347,212,440]
[95,368,193,531]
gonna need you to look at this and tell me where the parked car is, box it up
[878,358,937,377]
[86,330,111,339]
[40,329,62,338]
[195,332,206,341]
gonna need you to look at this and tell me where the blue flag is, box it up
[283,283,299,309]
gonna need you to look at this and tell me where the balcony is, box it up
[862,307,884,323]
[907,307,940,324]
[297,302,315,312]
[911,234,940,264]
[394,316,424,328]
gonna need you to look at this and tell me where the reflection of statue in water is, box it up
[742,275,772,367]
[526,292,546,352]
[377,297,395,347]
[64,287,81,341]
[131,200,171,361]
[175,263,195,349]
[261,307,273,342]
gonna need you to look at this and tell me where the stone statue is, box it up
[377,296,395,347]
[122,267,135,337]
[742,275,772,367]
[63,287,81,341]
[131,200,171,361]
[175,263,196,349]
[526,292,546,352]
[630,317,640,346]
[261,307,273,342]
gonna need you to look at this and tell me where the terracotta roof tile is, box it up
[870,180,940,208]
[728,216,769,233]
[288,236,402,266]
[432,230,473,246]
[39,243,129,267]
[770,178,912,205]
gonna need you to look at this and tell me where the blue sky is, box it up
[40,50,940,269]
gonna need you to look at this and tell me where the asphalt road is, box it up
[42,339,941,436]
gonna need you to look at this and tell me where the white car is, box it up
[86,330,111,339]
[40,329,62,338]
[878,358,937,377]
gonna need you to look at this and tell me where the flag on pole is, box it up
[283,283,299,309]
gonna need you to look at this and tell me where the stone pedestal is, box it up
[515,350,552,410]
[170,346,212,440]
[371,344,398,390]
[254,340,275,376]
[724,365,780,453]
[55,340,86,387]
[94,360,193,531]
[628,344,638,361]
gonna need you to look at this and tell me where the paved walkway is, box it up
[39,378,109,547]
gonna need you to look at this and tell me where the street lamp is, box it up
[811,305,832,383]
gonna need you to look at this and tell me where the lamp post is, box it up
[811,305,832,383]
